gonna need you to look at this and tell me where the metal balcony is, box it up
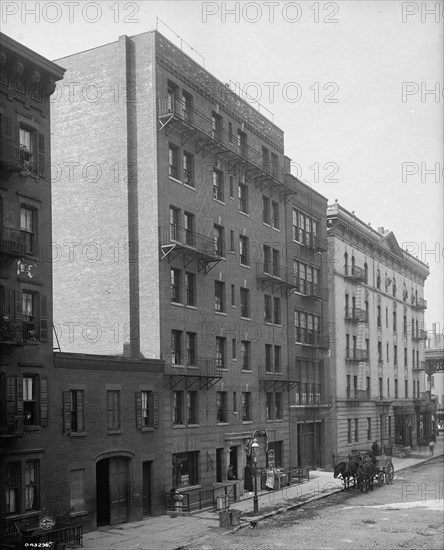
[158,97,297,203]
[164,355,222,390]
[0,138,35,179]
[412,329,428,342]
[0,413,26,440]
[258,364,299,392]
[345,348,369,362]
[0,318,24,346]
[345,307,368,323]
[344,265,367,282]
[0,226,27,258]
[346,389,369,404]
[160,225,222,273]
[412,297,427,310]
[257,262,298,295]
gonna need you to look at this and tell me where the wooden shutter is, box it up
[16,375,23,416]
[135,392,142,430]
[0,372,6,429]
[38,133,45,177]
[6,376,17,426]
[40,376,48,427]
[153,392,159,428]
[39,294,48,341]
[78,391,84,432]
[63,391,72,435]
[14,290,23,323]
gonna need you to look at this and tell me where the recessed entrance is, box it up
[96,457,129,526]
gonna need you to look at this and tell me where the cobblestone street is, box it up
[188,456,444,550]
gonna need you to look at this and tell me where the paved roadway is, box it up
[189,456,444,550]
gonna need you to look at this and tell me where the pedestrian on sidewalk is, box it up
[428,440,435,457]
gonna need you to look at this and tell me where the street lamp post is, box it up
[251,438,259,513]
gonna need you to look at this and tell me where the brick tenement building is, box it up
[0,33,64,527]
[326,202,430,459]
[51,30,330,528]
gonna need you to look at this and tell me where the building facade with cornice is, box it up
[50,30,331,530]
[0,33,64,530]
[326,202,430,458]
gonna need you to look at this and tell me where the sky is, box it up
[2,0,443,329]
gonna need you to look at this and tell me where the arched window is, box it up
[392,278,397,297]
[403,284,408,301]
[376,269,381,290]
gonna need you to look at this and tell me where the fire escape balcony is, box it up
[298,234,327,253]
[0,412,26,440]
[412,298,427,310]
[259,364,299,392]
[412,330,428,342]
[160,225,222,273]
[344,265,367,282]
[0,226,27,259]
[0,137,35,179]
[164,355,223,390]
[0,318,24,346]
[344,307,368,323]
[294,278,325,300]
[256,262,298,296]
[158,97,296,203]
[345,348,369,363]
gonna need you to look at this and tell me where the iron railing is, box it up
[345,307,368,323]
[345,348,369,362]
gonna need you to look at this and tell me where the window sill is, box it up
[27,425,41,432]
[240,264,251,269]
[213,198,225,206]
[173,423,186,428]
[240,316,251,321]
[217,422,229,426]
[272,226,280,232]
[70,511,88,518]
[242,369,252,373]
[187,423,200,428]
[107,430,122,435]
[171,302,184,307]
[239,211,250,217]
[169,176,182,185]
[141,427,155,432]
[185,305,197,310]
[215,311,227,316]
[6,511,41,521]
[242,420,253,424]
[184,183,196,191]
[69,432,86,438]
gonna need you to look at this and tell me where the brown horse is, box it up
[334,461,359,489]
[357,460,376,492]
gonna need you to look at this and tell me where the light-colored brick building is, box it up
[51,30,331,528]
[326,201,431,458]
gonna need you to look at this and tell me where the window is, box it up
[376,269,381,289]
[366,377,371,399]
[264,295,272,323]
[69,469,86,515]
[241,392,251,421]
[182,91,193,122]
[271,152,278,177]
[6,462,20,514]
[347,419,352,444]
[25,461,39,511]
[231,284,235,307]
[229,175,234,198]
[367,418,372,440]
[394,378,399,398]
[272,249,280,276]
[183,151,194,186]
[274,346,281,372]
[294,310,320,345]
[354,418,359,442]
[272,201,279,229]
[170,206,180,241]
[393,311,397,332]
[273,297,281,325]
[214,224,224,256]
[171,268,181,303]
[19,126,33,164]
[141,391,153,428]
[68,390,84,433]
[216,391,228,423]
[346,375,351,398]
[185,272,196,306]
[239,183,248,213]
[22,291,36,340]
[266,392,273,420]
[216,336,226,369]
[171,330,182,364]
[385,307,389,328]
[292,208,318,246]
[241,340,251,370]
[262,146,270,171]
[264,245,271,274]
[265,344,273,372]
[377,306,381,327]
[228,122,233,143]
[230,230,235,252]
[404,347,408,368]
[263,196,270,225]
[169,143,179,179]
[403,315,407,336]
[186,332,197,365]
[211,112,222,141]
[275,393,283,419]
[20,207,36,255]
[184,212,194,246]
[405,379,408,398]
[379,378,383,399]
[173,391,184,424]
[213,169,224,201]
[167,81,177,112]
[232,338,237,360]
[23,376,37,424]
[239,235,249,266]
[387,378,390,397]
[237,130,247,157]
[107,391,120,430]
[215,281,226,312]
[378,342,383,363]
[393,278,397,297]
[173,451,199,488]
[187,391,198,424]
[240,287,250,318]
[394,345,398,366]
[387,342,389,362]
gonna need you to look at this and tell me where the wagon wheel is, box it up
[377,471,385,487]
[385,462,394,484]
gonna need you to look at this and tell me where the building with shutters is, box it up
[0,33,65,527]
[50,29,331,530]
[326,202,430,458]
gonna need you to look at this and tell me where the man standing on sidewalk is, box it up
[428,440,435,457]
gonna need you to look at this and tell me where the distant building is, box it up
[326,202,431,457]
[0,33,64,524]
[426,324,444,430]
[50,29,331,530]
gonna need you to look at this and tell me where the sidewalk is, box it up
[83,440,443,550]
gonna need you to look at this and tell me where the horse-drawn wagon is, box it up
[333,449,395,492]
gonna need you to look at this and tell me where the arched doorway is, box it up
[96,456,129,526]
